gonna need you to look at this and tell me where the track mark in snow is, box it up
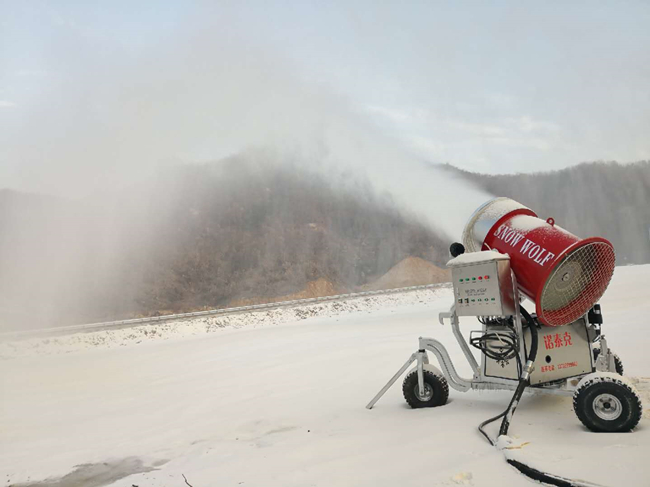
[263,425,300,436]
[8,457,167,487]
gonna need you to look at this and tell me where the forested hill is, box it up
[447,161,650,264]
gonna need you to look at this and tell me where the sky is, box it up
[1,0,649,197]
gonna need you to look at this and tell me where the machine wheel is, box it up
[402,369,449,408]
[573,374,642,432]
[593,347,624,375]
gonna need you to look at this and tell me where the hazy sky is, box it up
[1,1,649,197]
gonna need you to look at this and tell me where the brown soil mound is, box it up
[363,256,450,291]
[283,278,340,300]
[228,257,448,308]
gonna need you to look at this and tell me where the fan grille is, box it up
[539,242,615,326]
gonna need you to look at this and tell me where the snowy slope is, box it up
[1,266,649,487]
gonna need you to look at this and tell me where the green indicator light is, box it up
[472,277,476,281]
[491,298,495,301]
[471,299,475,302]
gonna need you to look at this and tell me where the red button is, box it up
[485,275,489,279]
[478,276,483,280]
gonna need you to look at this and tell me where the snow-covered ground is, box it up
[0,286,451,359]
[1,266,649,487]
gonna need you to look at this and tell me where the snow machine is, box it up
[367,197,642,434]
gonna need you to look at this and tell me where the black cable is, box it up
[470,331,519,364]
[506,459,597,487]
[498,304,538,437]
[519,305,539,363]
[476,306,603,487]
[476,343,523,444]
[477,410,506,446]
[475,319,523,444]
[477,316,513,327]
[476,304,537,443]
[470,315,521,375]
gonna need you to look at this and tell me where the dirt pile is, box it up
[363,256,450,291]
[229,258,448,308]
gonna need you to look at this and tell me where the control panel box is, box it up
[447,251,515,317]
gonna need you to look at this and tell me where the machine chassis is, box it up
[366,276,620,409]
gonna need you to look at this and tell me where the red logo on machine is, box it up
[492,224,557,267]
[543,332,572,350]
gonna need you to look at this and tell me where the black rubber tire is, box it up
[593,347,624,375]
[402,370,449,408]
[573,375,642,432]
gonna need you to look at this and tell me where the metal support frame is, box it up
[448,305,481,377]
[595,335,617,373]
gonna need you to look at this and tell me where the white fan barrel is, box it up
[366,197,642,434]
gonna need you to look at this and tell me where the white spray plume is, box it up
[3,29,492,240]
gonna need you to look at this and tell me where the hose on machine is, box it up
[499,304,538,437]
[477,304,537,444]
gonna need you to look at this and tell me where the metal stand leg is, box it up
[417,351,425,397]
[366,352,420,409]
